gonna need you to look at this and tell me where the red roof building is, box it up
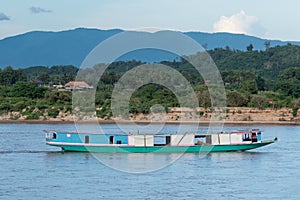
[64,81,92,91]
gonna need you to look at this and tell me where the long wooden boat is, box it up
[44,129,277,153]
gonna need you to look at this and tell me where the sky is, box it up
[0,0,300,41]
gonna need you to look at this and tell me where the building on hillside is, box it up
[30,79,44,86]
[64,81,93,91]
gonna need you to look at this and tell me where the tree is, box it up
[277,67,300,98]
[227,91,249,107]
[7,81,48,98]
[44,90,71,103]
[290,99,300,117]
[247,44,254,51]
[196,90,211,108]
[250,95,267,109]
[37,73,50,84]
[256,76,265,91]
[0,66,27,85]
[241,80,258,94]
[264,41,270,51]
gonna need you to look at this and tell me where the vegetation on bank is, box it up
[1,44,300,120]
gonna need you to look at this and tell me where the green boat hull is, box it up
[48,139,276,153]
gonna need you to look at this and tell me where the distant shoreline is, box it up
[0,119,300,126]
[1,107,300,126]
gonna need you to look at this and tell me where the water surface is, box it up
[0,124,299,199]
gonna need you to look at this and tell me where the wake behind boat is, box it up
[44,129,277,153]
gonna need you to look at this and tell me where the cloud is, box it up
[213,10,265,36]
[0,13,10,21]
[30,6,52,14]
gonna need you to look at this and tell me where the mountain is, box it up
[185,32,293,50]
[0,28,299,69]
[0,28,122,69]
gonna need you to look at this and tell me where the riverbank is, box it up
[0,120,300,126]
[1,107,300,125]
[0,119,300,126]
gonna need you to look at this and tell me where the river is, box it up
[0,123,299,199]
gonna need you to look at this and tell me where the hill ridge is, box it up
[1,28,300,68]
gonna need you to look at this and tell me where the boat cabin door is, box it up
[251,133,258,142]
[109,136,114,144]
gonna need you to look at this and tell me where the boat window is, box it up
[154,136,171,146]
[52,133,56,139]
[194,135,206,145]
[242,133,251,141]
[85,136,90,144]
[109,136,114,144]
[116,140,121,144]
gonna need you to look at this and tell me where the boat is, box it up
[44,129,277,153]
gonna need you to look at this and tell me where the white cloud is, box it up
[213,10,265,36]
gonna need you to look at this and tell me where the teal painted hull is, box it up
[47,140,276,153]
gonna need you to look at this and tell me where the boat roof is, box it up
[44,129,263,135]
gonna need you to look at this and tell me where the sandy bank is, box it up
[0,119,300,125]
[1,107,300,125]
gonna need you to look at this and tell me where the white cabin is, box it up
[209,130,262,145]
[127,129,262,147]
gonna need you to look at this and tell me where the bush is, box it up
[35,101,48,110]
[196,111,204,116]
[96,108,110,119]
[10,114,20,120]
[292,107,298,117]
[48,108,59,118]
[26,112,42,120]
[13,101,27,111]
[249,95,267,109]
[0,102,12,112]
[227,90,249,107]
[44,90,71,104]
[21,107,34,115]
[65,105,72,112]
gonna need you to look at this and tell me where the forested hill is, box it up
[1,44,300,120]
[209,43,300,80]
[1,28,300,68]
[2,44,300,85]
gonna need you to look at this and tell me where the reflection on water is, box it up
[93,153,185,173]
